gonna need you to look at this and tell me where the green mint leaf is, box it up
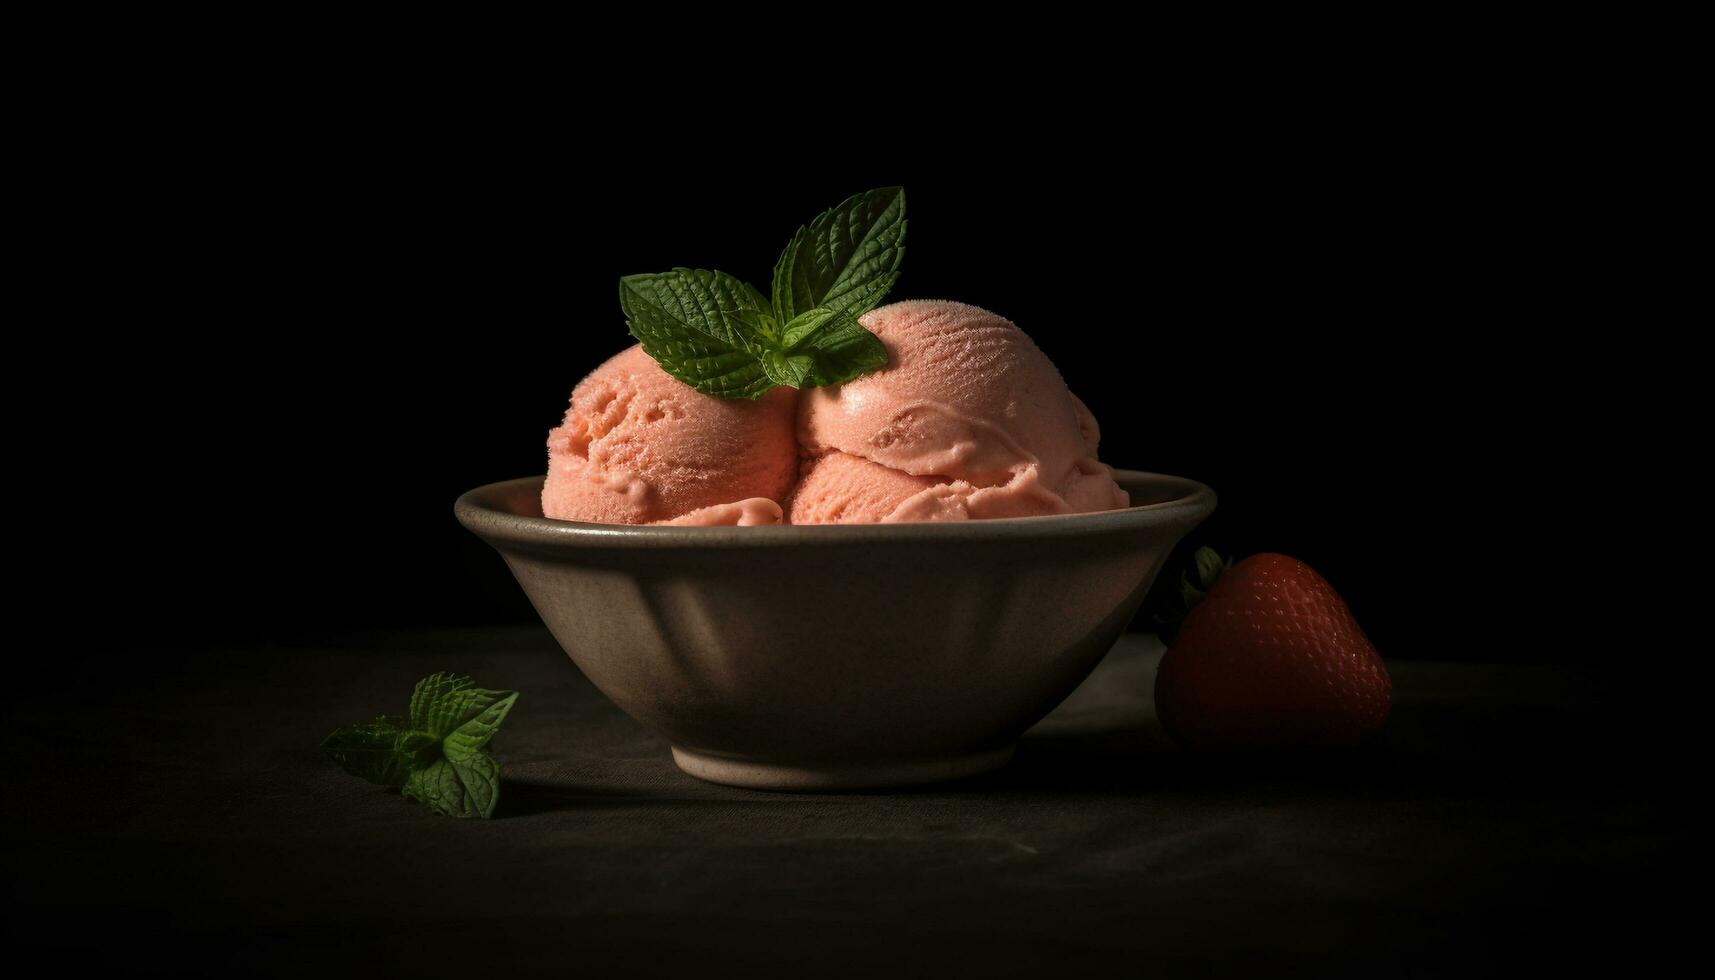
[403,752,500,820]
[740,280,772,323]
[771,187,906,323]
[321,717,436,787]
[329,673,517,820]
[760,350,815,388]
[442,690,519,760]
[621,268,775,400]
[409,671,516,741]
[408,672,470,734]
[622,189,904,399]
[779,307,838,349]
[786,308,891,387]
[730,306,782,346]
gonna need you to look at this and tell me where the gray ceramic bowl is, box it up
[455,470,1214,790]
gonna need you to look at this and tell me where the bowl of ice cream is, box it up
[458,469,1211,790]
[457,300,1214,789]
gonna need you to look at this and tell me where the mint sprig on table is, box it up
[621,186,906,399]
[322,673,517,820]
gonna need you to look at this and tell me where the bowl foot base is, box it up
[670,744,1017,791]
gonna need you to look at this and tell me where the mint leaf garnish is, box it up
[323,672,517,819]
[442,689,520,760]
[409,671,514,740]
[620,188,904,399]
[780,307,889,387]
[621,269,775,399]
[403,753,499,821]
[772,186,907,323]
[761,349,816,388]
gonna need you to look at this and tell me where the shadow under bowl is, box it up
[455,470,1214,790]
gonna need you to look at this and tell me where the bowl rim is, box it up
[455,469,1215,550]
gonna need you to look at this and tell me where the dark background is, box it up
[13,46,1683,980]
[71,87,1590,664]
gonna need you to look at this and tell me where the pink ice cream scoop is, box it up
[790,300,1128,523]
[542,346,798,525]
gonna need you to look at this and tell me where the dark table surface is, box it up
[5,628,1694,977]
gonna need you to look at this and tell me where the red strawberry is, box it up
[1154,551,1390,752]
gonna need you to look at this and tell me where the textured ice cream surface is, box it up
[788,451,943,524]
[542,346,797,525]
[790,300,1129,523]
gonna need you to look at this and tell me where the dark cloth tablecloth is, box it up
[4,628,1693,977]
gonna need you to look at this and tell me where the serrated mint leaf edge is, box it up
[620,269,776,400]
[408,672,471,735]
[619,269,769,352]
[770,187,906,324]
[443,690,519,760]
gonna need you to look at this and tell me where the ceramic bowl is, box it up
[455,470,1214,790]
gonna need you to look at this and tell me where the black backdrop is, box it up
[82,102,1577,664]
[16,59,1684,980]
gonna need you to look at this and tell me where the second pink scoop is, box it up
[790,300,1128,523]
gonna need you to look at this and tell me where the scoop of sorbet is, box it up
[541,346,798,525]
[788,300,1128,523]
